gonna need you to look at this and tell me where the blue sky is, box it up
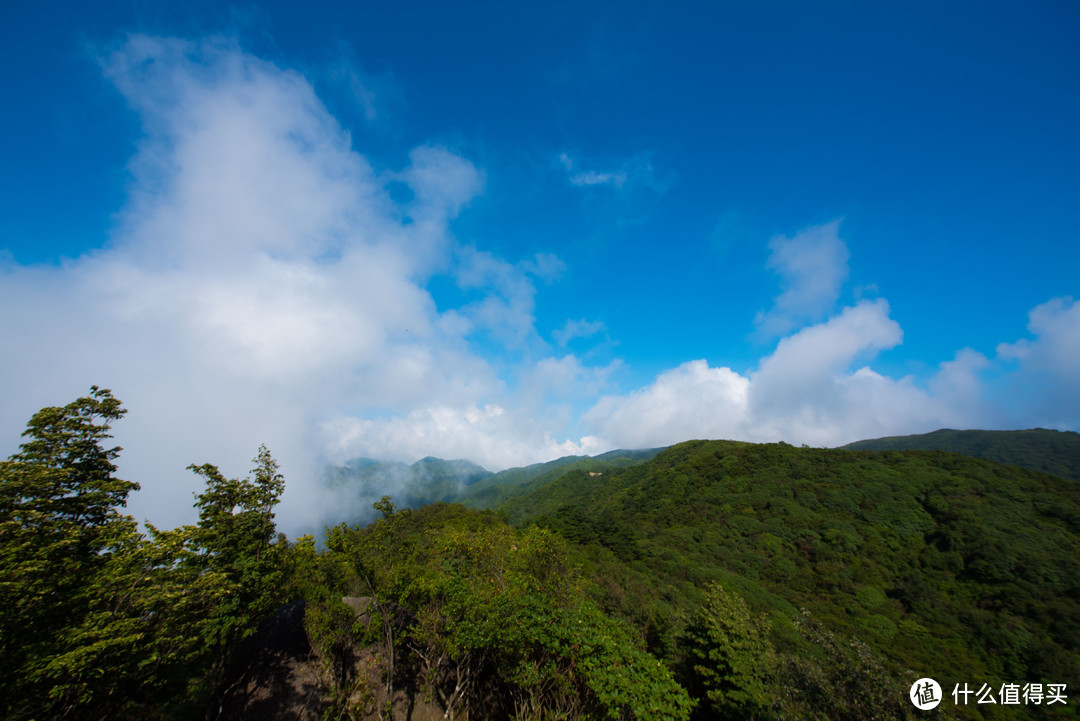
[2,1,1078,532]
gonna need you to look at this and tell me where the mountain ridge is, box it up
[839,427,1080,480]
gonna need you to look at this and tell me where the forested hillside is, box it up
[3,390,1078,720]
[498,440,1080,720]
[840,428,1080,481]
[455,447,664,510]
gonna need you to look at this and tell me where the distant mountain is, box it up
[839,428,1080,480]
[411,456,493,485]
[325,449,664,523]
[456,447,665,509]
[327,456,492,511]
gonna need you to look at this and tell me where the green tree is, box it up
[0,389,291,719]
[0,387,141,718]
[318,501,692,720]
[181,445,290,689]
[188,444,284,568]
[681,583,777,720]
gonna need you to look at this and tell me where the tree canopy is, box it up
[3,391,1077,720]
[0,389,289,720]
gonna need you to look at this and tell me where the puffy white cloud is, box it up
[584,299,1016,449]
[399,144,486,221]
[755,220,850,336]
[102,37,388,268]
[928,348,993,415]
[0,36,583,535]
[321,351,616,482]
[584,360,750,448]
[521,355,621,406]
[750,299,902,417]
[452,247,565,349]
[321,403,602,472]
[997,297,1080,377]
[995,296,1080,426]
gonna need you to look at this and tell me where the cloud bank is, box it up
[1,37,1076,537]
[583,228,1077,451]
[0,36,596,533]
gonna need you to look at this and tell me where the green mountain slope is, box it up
[840,428,1080,481]
[456,447,664,509]
[499,440,1080,720]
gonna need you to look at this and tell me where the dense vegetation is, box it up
[455,448,664,510]
[3,389,1078,720]
[298,500,691,719]
[840,428,1080,481]
[502,440,1080,720]
[0,388,292,719]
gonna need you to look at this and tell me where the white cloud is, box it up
[750,299,902,417]
[452,247,551,349]
[585,299,1009,449]
[997,297,1080,375]
[553,318,606,347]
[399,144,486,221]
[520,355,621,409]
[557,151,661,191]
[755,220,850,336]
[321,403,602,472]
[0,36,586,536]
[929,348,992,414]
[584,360,750,448]
[994,296,1080,426]
[521,252,567,283]
[327,54,383,123]
[570,169,628,188]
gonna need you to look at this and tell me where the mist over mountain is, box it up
[322,427,1080,531]
[323,455,493,527]
[320,449,665,528]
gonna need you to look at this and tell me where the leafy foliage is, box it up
[456,448,665,510]
[679,583,776,719]
[840,427,1080,481]
[311,500,692,720]
[0,389,289,720]
[183,445,289,655]
[503,440,1080,720]
[0,387,141,718]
